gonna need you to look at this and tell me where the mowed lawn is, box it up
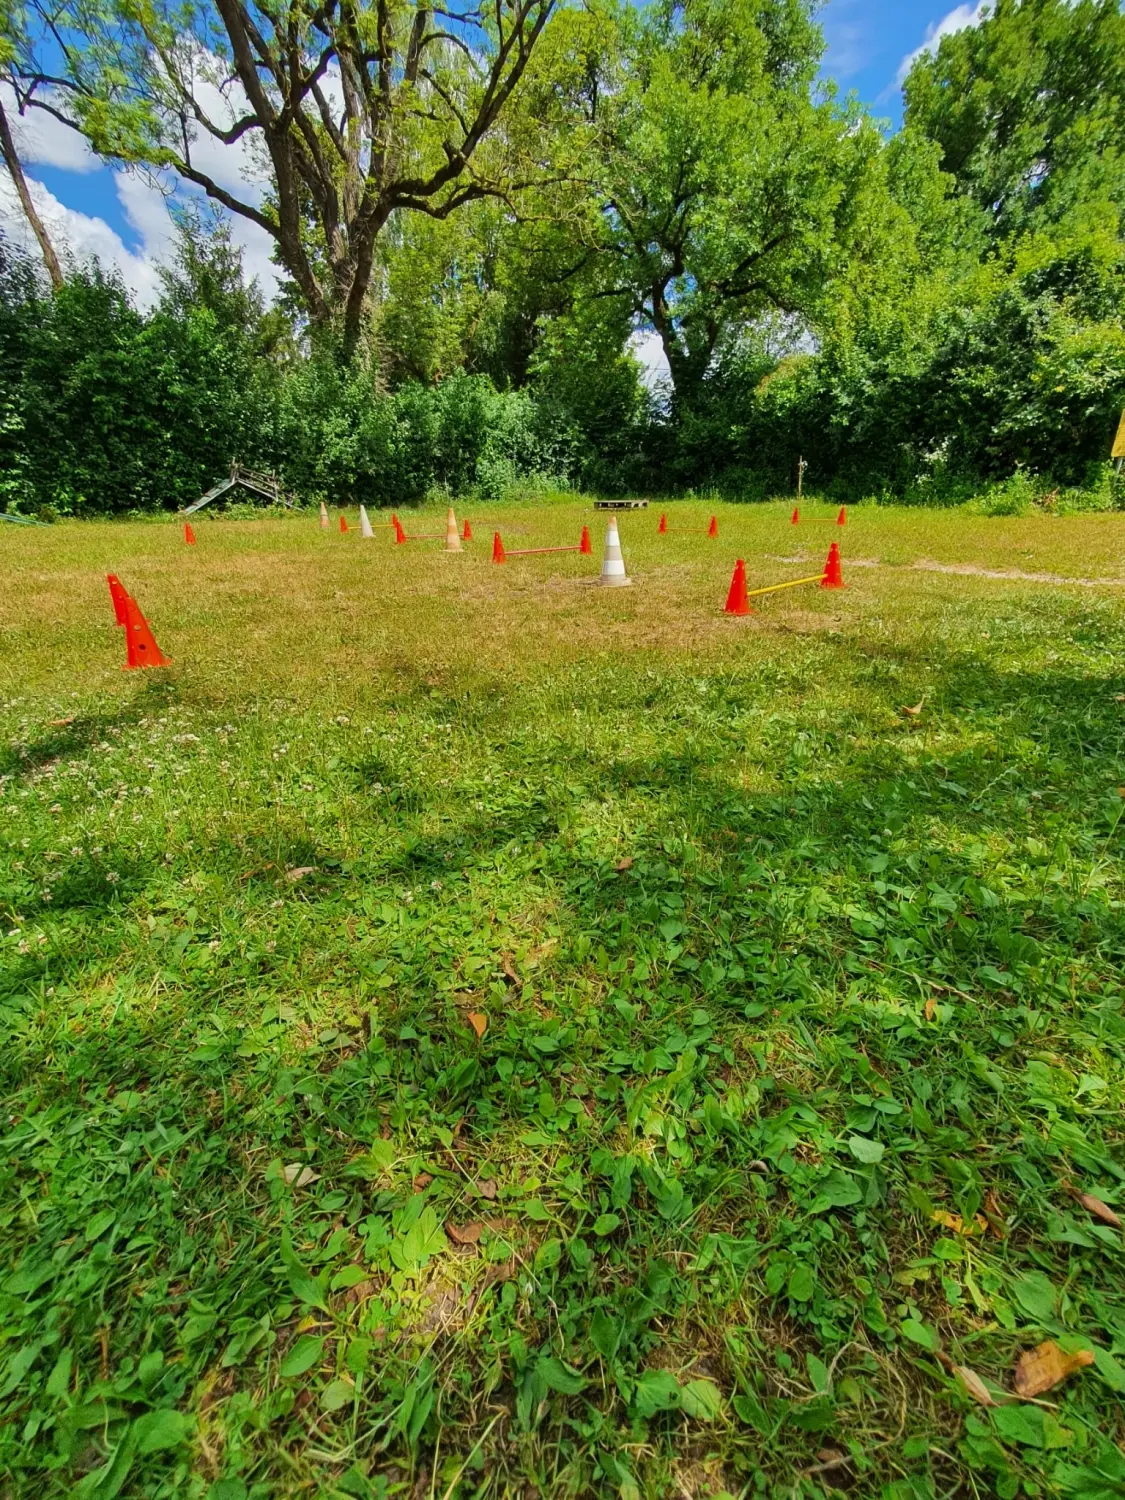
[2,500,1125,1500]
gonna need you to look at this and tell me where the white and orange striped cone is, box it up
[445,506,463,552]
[596,517,631,587]
[319,502,329,530]
[359,505,374,539]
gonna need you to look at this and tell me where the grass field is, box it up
[2,499,1125,1500]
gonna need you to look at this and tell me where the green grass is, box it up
[2,499,1125,1500]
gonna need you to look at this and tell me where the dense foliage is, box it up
[2,0,1125,514]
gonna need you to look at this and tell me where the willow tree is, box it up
[11,0,559,348]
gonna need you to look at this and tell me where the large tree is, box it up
[903,0,1125,238]
[11,0,559,349]
[560,0,898,409]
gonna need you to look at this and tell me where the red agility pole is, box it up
[658,513,718,537]
[492,526,592,563]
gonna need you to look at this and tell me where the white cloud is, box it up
[894,3,988,87]
[0,85,99,174]
[0,170,164,303]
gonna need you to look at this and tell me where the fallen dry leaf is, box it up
[413,1172,433,1191]
[445,1221,482,1246]
[476,1178,498,1200]
[466,1011,488,1039]
[1014,1341,1094,1398]
[932,1209,987,1236]
[282,1163,319,1188]
[956,1365,997,1407]
[983,1190,1008,1240]
[615,857,634,873]
[902,698,925,718]
[48,717,75,727]
[1065,1183,1122,1229]
[285,866,315,883]
[500,956,519,984]
[924,997,938,1021]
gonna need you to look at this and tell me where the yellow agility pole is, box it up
[743,572,826,600]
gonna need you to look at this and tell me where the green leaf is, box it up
[847,1135,885,1164]
[787,1262,815,1302]
[993,1402,1046,1448]
[592,1213,621,1237]
[1010,1272,1057,1325]
[632,1369,682,1417]
[1092,1346,1125,1393]
[320,1378,355,1413]
[85,1210,116,1242]
[809,1170,863,1212]
[534,1238,563,1272]
[535,1355,586,1395]
[680,1378,723,1420]
[279,1335,325,1378]
[590,1310,623,1363]
[900,1318,939,1352]
[133,1409,189,1454]
[279,1230,329,1310]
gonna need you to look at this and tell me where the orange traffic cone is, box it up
[339,515,348,534]
[791,507,799,524]
[122,594,171,669]
[184,522,196,545]
[658,513,667,534]
[579,525,592,555]
[724,559,752,616]
[708,515,718,538]
[445,506,462,552]
[837,507,847,526]
[107,574,130,626]
[319,502,329,530]
[392,514,406,544]
[463,519,472,541]
[821,542,845,590]
[492,531,506,564]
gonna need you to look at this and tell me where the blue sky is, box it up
[0,0,986,309]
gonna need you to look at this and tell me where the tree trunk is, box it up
[0,94,63,290]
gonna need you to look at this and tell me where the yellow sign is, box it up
[1113,409,1125,459]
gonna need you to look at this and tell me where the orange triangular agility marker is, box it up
[184,522,196,545]
[106,574,130,627]
[708,515,718,538]
[492,531,506,564]
[339,515,348,534]
[791,506,799,525]
[658,513,667,534]
[392,513,406,544]
[837,507,847,526]
[724,559,752,616]
[463,519,472,541]
[579,525,592,555]
[821,542,845,590]
[122,594,171,669]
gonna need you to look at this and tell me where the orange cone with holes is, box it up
[724,559,752,616]
[492,531,506,564]
[821,542,845,589]
[463,519,472,541]
[184,522,196,545]
[579,525,592,555]
[339,514,349,534]
[658,513,668,534]
[707,515,718,538]
[107,574,129,626]
[392,513,406,544]
[791,506,799,524]
[837,507,847,526]
[122,594,171,669]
